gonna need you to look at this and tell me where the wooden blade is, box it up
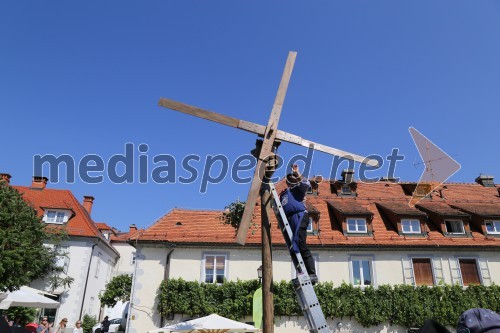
[276,130,379,167]
[158,98,267,135]
[236,158,268,244]
[236,51,297,245]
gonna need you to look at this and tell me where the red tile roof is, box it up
[416,202,470,218]
[134,180,500,249]
[111,228,144,242]
[12,185,119,255]
[326,199,373,216]
[376,201,428,217]
[14,186,101,237]
[96,222,112,230]
[450,203,500,218]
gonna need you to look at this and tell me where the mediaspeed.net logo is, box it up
[33,144,405,192]
[32,128,460,201]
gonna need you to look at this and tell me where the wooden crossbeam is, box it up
[158,51,379,246]
[157,99,378,167]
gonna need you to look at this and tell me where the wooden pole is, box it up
[260,149,280,333]
[261,181,274,333]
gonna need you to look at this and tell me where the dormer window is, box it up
[341,184,351,195]
[43,209,70,224]
[485,221,500,234]
[401,219,421,234]
[347,218,367,233]
[445,220,465,235]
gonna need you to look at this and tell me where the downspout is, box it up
[161,246,176,327]
[163,246,176,280]
[125,232,142,333]
[79,238,100,319]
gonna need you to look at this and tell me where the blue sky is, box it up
[1,1,499,232]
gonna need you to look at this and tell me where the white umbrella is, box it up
[159,314,258,333]
[0,286,59,309]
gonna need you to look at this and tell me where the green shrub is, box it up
[82,314,97,333]
[158,278,500,328]
[4,307,37,326]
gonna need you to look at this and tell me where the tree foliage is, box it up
[158,278,500,328]
[99,274,132,307]
[82,314,97,333]
[220,200,258,235]
[3,307,37,326]
[0,182,63,292]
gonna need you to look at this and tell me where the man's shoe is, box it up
[291,278,300,288]
[309,274,318,285]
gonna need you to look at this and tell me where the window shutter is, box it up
[449,258,462,285]
[401,258,414,285]
[459,259,481,286]
[477,258,491,286]
[432,258,444,285]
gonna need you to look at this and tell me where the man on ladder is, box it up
[279,164,318,285]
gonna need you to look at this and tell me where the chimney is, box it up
[380,176,398,183]
[475,174,495,187]
[83,196,95,214]
[341,169,355,183]
[31,176,48,190]
[129,224,138,234]
[0,173,12,185]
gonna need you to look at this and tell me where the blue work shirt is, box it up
[279,178,310,253]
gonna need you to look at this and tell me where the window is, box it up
[95,252,102,278]
[401,219,421,234]
[306,217,314,233]
[459,259,481,286]
[131,252,136,265]
[412,258,434,286]
[347,218,367,233]
[485,221,500,234]
[445,220,465,234]
[350,257,372,287]
[341,184,351,195]
[403,257,443,286]
[44,210,69,224]
[204,254,226,283]
[55,246,70,274]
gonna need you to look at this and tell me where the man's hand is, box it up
[291,164,303,181]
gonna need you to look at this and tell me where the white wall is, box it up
[131,244,500,333]
[127,245,168,333]
[82,240,119,321]
[31,239,93,326]
[113,243,137,275]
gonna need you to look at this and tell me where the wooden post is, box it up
[260,149,279,333]
[261,182,274,333]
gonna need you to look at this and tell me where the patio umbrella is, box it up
[0,287,59,309]
[161,314,258,333]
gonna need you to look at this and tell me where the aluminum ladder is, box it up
[268,181,330,333]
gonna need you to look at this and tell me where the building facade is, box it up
[126,175,500,333]
[3,174,120,325]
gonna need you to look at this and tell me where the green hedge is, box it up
[158,279,500,328]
